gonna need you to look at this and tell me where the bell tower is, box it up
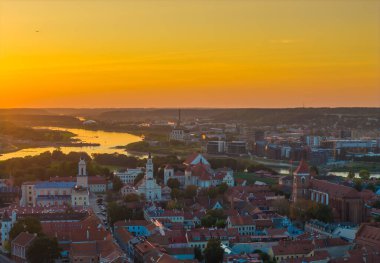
[292,158,310,203]
[77,157,88,188]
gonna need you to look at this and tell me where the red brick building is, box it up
[292,159,368,224]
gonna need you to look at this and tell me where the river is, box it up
[0,127,143,161]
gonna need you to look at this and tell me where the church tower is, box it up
[292,158,311,203]
[77,157,88,188]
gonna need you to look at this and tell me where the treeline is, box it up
[0,122,75,142]
[0,151,112,186]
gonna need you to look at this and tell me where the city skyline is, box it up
[0,0,379,108]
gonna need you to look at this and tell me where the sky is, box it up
[0,0,379,108]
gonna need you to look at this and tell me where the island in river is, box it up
[0,126,142,161]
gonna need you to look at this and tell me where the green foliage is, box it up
[9,217,42,241]
[201,209,226,228]
[366,183,376,192]
[354,179,363,191]
[291,200,333,223]
[217,183,228,194]
[170,188,184,199]
[359,169,370,180]
[167,178,180,189]
[204,239,224,263]
[107,201,144,226]
[92,153,139,168]
[207,187,218,198]
[124,193,140,202]
[253,250,273,263]
[372,200,380,209]
[347,170,355,179]
[0,122,75,143]
[0,150,110,186]
[194,247,204,262]
[308,204,334,223]
[166,200,183,210]
[26,236,61,263]
[185,185,198,199]
[112,176,123,192]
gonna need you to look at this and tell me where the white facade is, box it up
[137,154,162,201]
[77,158,88,188]
[0,210,16,248]
[20,183,36,207]
[114,168,144,185]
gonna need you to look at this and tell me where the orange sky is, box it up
[0,0,379,108]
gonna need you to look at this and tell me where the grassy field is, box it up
[234,172,278,185]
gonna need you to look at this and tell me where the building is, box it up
[20,158,90,208]
[226,141,248,155]
[206,141,226,154]
[355,222,380,252]
[69,240,125,263]
[226,215,255,236]
[0,210,17,248]
[11,232,36,263]
[137,153,162,201]
[114,168,144,185]
[49,175,109,193]
[164,153,234,189]
[20,182,36,207]
[292,158,367,224]
[170,109,189,142]
[269,240,315,262]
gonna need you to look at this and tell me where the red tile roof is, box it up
[183,153,200,166]
[272,240,314,256]
[228,215,255,226]
[294,159,309,175]
[12,232,36,247]
[311,179,360,199]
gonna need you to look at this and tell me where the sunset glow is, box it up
[0,0,379,108]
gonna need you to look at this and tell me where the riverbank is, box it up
[0,126,142,161]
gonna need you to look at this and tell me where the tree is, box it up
[207,187,218,198]
[309,166,319,176]
[170,188,184,199]
[359,169,370,180]
[9,217,42,241]
[124,193,140,202]
[112,176,123,192]
[354,179,363,191]
[215,219,226,228]
[308,204,333,223]
[204,239,224,263]
[372,200,380,209]
[26,236,61,263]
[217,183,228,194]
[194,247,204,262]
[134,173,144,186]
[166,200,183,210]
[347,170,355,179]
[167,178,180,189]
[367,183,376,192]
[272,198,290,216]
[185,185,198,199]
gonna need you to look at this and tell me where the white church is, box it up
[137,153,162,201]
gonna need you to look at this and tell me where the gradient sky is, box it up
[0,0,379,108]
